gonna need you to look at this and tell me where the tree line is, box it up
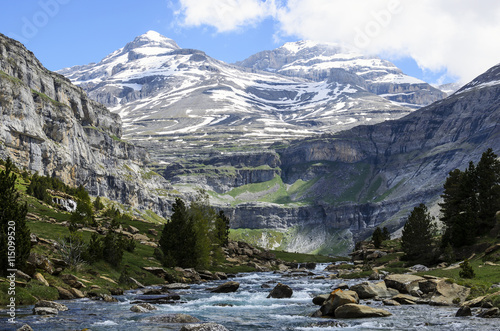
[399,148,500,265]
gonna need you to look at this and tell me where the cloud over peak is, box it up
[174,0,500,83]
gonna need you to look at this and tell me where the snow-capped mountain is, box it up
[58,31,430,156]
[236,40,447,107]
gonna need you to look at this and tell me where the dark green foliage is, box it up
[401,204,435,264]
[27,172,75,203]
[459,259,475,279]
[93,196,105,211]
[101,218,125,267]
[372,227,383,248]
[159,198,197,268]
[118,268,133,285]
[70,185,94,228]
[443,242,456,265]
[27,173,51,203]
[158,193,232,269]
[58,231,86,267]
[440,149,500,247]
[382,227,391,241]
[83,233,104,264]
[215,210,231,246]
[476,148,500,233]
[0,158,31,275]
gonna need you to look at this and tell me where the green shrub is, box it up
[459,259,475,279]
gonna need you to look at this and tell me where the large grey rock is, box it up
[33,307,58,315]
[384,274,425,294]
[210,281,240,293]
[334,304,392,318]
[319,290,358,317]
[429,280,470,306]
[351,282,397,299]
[34,300,68,312]
[267,283,293,299]
[130,303,157,313]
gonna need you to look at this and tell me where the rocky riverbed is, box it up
[4,263,499,331]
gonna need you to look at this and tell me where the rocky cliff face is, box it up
[172,63,500,252]
[0,33,171,215]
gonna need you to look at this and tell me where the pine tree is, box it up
[475,148,500,233]
[401,204,435,263]
[0,158,31,275]
[158,198,197,268]
[372,227,383,248]
[215,210,231,246]
[382,227,391,241]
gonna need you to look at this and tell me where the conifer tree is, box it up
[158,198,197,267]
[475,148,500,232]
[372,227,383,248]
[401,204,435,263]
[0,158,31,275]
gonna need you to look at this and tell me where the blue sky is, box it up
[1,1,500,85]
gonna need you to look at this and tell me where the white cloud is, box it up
[175,0,500,83]
[176,0,277,32]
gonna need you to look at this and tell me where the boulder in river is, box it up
[135,293,181,304]
[267,283,293,298]
[130,303,157,313]
[33,307,58,315]
[210,281,240,293]
[334,304,392,318]
[143,313,201,323]
[180,323,230,330]
[455,305,472,317]
[318,290,358,317]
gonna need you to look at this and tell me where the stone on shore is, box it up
[267,283,293,298]
[34,300,69,312]
[16,325,34,331]
[384,274,425,294]
[428,280,470,306]
[334,304,392,318]
[350,281,397,299]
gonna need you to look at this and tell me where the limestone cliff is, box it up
[0,33,170,215]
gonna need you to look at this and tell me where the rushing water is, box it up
[2,264,499,330]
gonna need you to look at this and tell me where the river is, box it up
[2,264,498,330]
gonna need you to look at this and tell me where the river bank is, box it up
[3,263,500,331]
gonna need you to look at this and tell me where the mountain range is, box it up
[58,31,446,158]
[1,31,498,255]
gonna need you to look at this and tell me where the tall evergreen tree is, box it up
[158,198,197,268]
[372,227,383,248]
[0,158,31,275]
[475,148,500,232]
[401,204,435,263]
[215,210,231,246]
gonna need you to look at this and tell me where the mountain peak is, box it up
[281,40,345,55]
[124,30,180,52]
